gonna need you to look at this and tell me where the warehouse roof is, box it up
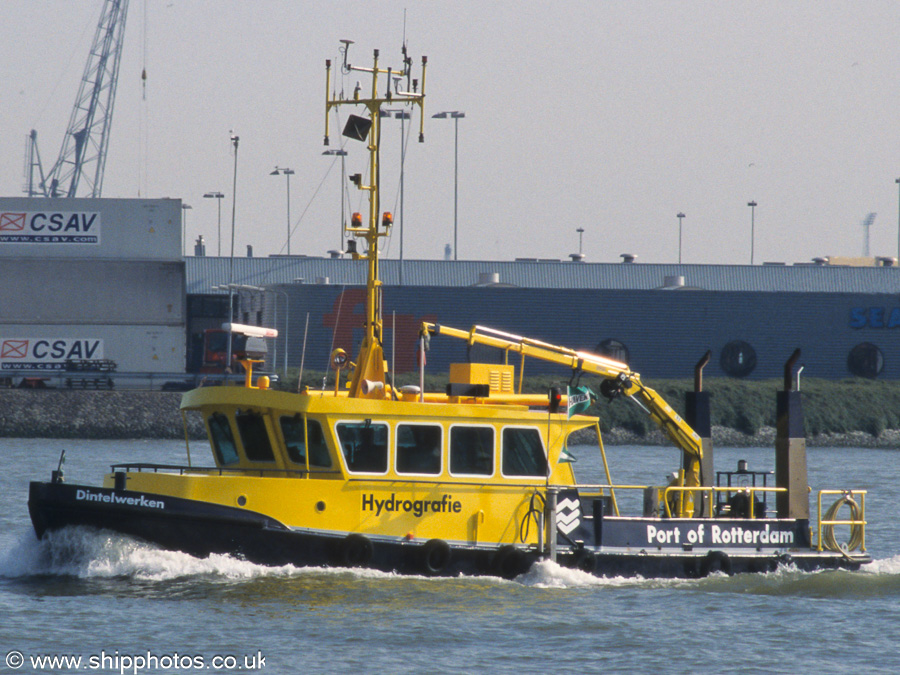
[186,256,900,295]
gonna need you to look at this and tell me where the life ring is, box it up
[492,545,527,580]
[340,534,374,567]
[699,550,732,577]
[822,495,864,553]
[419,539,452,575]
[571,547,596,573]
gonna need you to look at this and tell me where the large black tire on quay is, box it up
[699,550,732,577]
[492,545,528,580]
[340,534,374,567]
[419,539,452,575]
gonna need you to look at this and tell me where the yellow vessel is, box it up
[29,42,870,578]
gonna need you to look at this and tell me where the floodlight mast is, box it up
[324,43,427,398]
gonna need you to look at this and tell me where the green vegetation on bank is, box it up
[274,369,900,438]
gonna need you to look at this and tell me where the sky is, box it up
[2,0,900,265]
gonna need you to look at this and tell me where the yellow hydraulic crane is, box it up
[421,322,704,491]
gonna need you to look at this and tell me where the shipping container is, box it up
[0,259,184,325]
[0,324,184,376]
[0,197,181,261]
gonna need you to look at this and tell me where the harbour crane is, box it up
[24,0,129,198]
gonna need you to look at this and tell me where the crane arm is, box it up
[422,322,702,462]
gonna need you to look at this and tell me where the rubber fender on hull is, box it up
[340,534,374,567]
[419,539,452,575]
[570,547,596,573]
[492,545,529,580]
[699,550,732,577]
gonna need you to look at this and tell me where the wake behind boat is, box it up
[28,41,870,579]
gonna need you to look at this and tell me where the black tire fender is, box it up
[492,545,527,580]
[340,533,374,567]
[699,550,732,577]
[571,547,596,573]
[419,538,452,575]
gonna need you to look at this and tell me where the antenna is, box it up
[324,40,428,398]
[340,39,354,73]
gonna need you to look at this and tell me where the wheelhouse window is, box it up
[502,427,547,477]
[280,416,332,468]
[396,424,442,475]
[235,411,275,462]
[208,412,239,465]
[337,420,389,473]
[450,426,494,476]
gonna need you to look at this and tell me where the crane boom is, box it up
[40,0,129,198]
[422,322,703,483]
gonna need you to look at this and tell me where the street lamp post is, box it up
[432,111,465,260]
[181,203,192,256]
[270,167,295,255]
[383,109,412,283]
[203,191,225,256]
[895,178,900,262]
[322,149,348,253]
[226,134,240,370]
[677,212,685,264]
[747,201,757,265]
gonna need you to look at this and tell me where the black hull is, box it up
[28,481,869,579]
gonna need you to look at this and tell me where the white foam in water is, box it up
[516,559,665,589]
[0,527,439,583]
[860,554,900,576]
[0,527,310,581]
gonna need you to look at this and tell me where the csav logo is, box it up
[0,211,100,244]
[0,212,26,231]
[0,338,103,370]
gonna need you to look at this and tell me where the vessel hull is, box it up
[28,481,868,579]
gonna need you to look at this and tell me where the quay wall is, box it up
[0,390,204,440]
[2,390,899,448]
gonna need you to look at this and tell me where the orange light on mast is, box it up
[381,212,393,229]
[351,212,363,228]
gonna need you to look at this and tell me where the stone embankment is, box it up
[0,390,205,440]
[2,390,898,447]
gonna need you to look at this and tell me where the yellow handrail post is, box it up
[595,422,619,516]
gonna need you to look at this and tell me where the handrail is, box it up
[109,462,342,478]
[662,485,787,518]
[816,489,867,552]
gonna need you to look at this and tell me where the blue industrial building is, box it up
[186,257,900,381]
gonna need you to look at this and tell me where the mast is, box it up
[324,42,427,398]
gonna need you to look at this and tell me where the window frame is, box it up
[335,419,391,475]
[448,424,496,478]
[279,415,334,470]
[500,425,549,478]
[207,411,240,466]
[395,422,443,476]
[234,409,276,463]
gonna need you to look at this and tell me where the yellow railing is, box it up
[565,484,786,519]
[661,485,787,518]
[816,490,867,553]
[562,484,868,554]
